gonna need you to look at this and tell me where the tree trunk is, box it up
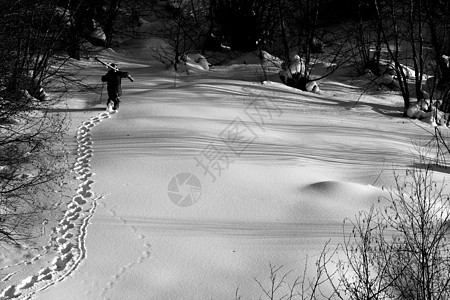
[104,0,121,47]
[277,0,290,64]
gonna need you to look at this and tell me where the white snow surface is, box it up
[0,46,448,300]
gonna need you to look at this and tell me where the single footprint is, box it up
[0,285,20,298]
[59,243,74,255]
[64,232,74,239]
[51,253,74,271]
[80,190,93,198]
[68,202,80,210]
[57,237,67,244]
[17,275,37,290]
[37,267,52,281]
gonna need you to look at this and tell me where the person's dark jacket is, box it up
[101,70,131,98]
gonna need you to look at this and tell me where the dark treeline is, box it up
[48,0,450,86]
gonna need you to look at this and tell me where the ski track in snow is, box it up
[0,110,116,300]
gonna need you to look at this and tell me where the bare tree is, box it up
[371,0,450,114]
[345,0,384,75]
[0,0,72,244]
[325,207,398,300]
[252,258,333,300]
[149,0,210,70]
[324,159,450,300]
[380,164,450,299]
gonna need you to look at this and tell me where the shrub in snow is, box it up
[279,55,321,94]
[386,61,415,79]
[178,53,210,74]
[406,99,431,119]
[186,54,209,71]
[288,55,307,77]
[406,99,447,126]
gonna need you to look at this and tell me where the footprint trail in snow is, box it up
[0,110,116,300]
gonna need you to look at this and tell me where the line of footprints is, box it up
[0,111,115,300]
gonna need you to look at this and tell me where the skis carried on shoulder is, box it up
[95,57,119,72]
[95,57,134,82]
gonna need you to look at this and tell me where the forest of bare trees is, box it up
[134,0,450,112]
[0,0,75,244]
[31,0,449,109]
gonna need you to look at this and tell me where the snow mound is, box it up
[295,181,384,222]
[302,180,380,196]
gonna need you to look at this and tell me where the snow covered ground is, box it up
[0,46,447,299]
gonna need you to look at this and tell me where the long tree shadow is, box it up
[356,99,405,118]
[412,162,450,174]
[320,80,412,120]
[46,107,106,113]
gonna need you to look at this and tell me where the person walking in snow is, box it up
[101,63,134,111]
